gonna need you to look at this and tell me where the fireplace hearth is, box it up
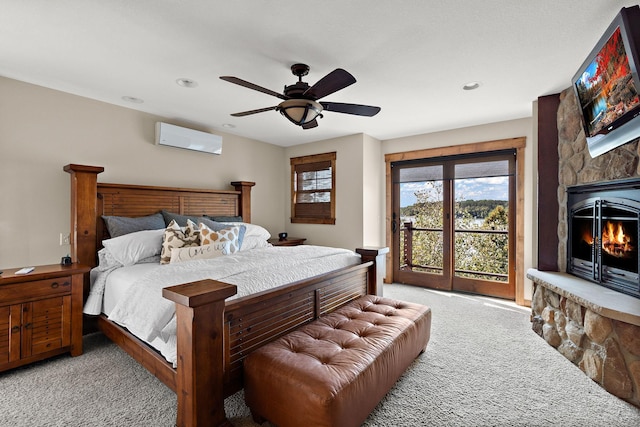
[568,178,640,298]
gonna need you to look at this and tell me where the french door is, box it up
[391,151,516,299]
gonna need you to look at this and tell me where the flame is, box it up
[582,228,594,245]
[602,221,634,258]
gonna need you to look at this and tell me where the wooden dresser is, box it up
[0,263,89,372]
[268,237,307,246]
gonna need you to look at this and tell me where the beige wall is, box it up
[362,134,384,246]
[283,133,385,250]
[0,76,287,269]
[381,118,536,301]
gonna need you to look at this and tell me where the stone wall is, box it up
[531,282,640,407]
[532,88,640,408]
[555,87,640,271]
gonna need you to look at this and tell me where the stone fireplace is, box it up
[527,87,640,408]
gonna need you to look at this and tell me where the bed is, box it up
[64,164,387,427]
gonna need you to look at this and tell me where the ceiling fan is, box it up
[220,63,381,129]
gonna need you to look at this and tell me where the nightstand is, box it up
[268,237,307,246]
[0,263,89,372]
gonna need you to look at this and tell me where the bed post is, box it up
[163,279,238,427]
[230,181,255,223]
[64,164,104,268]
[356,247,389,296]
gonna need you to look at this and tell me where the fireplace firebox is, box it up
[568,178,640,299]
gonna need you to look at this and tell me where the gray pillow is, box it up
[160,211,212,227]
[102,213,165,238]
[206,215,243,223]
[161,210,219,228]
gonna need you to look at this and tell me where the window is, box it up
[290,152,336,224]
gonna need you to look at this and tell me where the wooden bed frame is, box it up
[64,164,387,427]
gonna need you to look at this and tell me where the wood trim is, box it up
[356,247,389,296]
[384,137,525,163]
[290,151,337,165]
[384,137,527,303]
[231,181,255,223]
[290,217,336,225]
[536,94,561,271]
[63,164,104,268]
[515,143,526,305]
[290,152,336,224]
[385,160,393,283]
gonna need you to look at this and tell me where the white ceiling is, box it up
[1,1,637,147]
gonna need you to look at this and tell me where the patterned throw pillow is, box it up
[169,243,231,264]
[199,223,241,253]
[160,219,200,264]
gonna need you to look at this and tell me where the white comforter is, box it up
[86,245,361,366]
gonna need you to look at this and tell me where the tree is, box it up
[454,204,508,281]
[403,182,443,273]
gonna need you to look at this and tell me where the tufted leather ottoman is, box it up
[243,295,432,427]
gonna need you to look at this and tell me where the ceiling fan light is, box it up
[277,99,323,125]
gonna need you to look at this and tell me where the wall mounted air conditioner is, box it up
[155,122,222,155]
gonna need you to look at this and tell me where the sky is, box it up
[400,177,509,207]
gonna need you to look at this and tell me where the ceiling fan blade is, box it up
[302,119,318,129]
[303,69,356,100]
[230,106,277,117]
[320,102,381,117]
[220,76,287,100]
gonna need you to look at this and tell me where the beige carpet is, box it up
[1,283,639,426]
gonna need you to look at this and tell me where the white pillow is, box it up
[239,235,271,251]
[222,222,271,240]
[169,243,230,264]
[102,229,164,266]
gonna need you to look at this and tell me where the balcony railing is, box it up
[402,221,508,281]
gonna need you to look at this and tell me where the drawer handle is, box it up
[24,323,32,330]
[50,281,69,289]
[11,326,20,333]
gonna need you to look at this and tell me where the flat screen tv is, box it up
[572,6,640,157]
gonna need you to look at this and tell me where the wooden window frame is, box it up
[290,152,336,224]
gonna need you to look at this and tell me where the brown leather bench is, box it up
[243,294,432,427]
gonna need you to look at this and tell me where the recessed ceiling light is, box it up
[222,123,236,129]
[122,96,144,103]
[176,78,198,88]
[462,81,481,91]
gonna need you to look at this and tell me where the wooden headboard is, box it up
[64,164,255,269]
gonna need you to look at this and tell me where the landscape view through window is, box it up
[400,176,509,282]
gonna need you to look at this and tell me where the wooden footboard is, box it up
[163,259,378,427]
[223,259,373,392]
[64,163,387,427]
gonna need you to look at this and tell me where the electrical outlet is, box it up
[59,233,70,246]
